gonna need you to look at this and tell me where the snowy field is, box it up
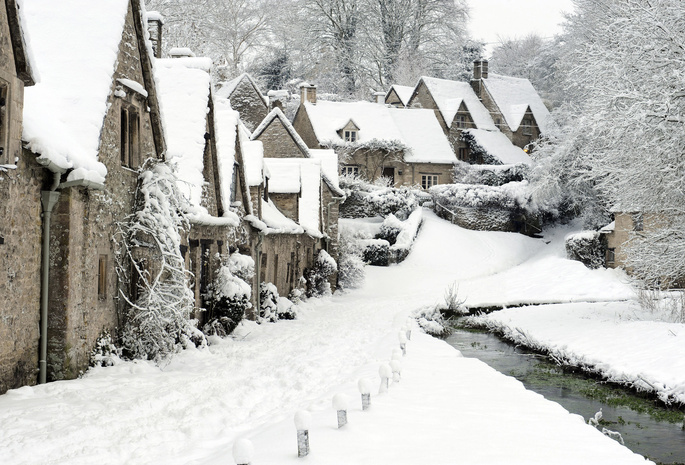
[0,211,652,464]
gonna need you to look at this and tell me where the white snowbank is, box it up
[464,128,532,165]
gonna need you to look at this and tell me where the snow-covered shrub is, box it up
[339,176,420,220]
[277,296,297,320]
[565,231,605,269]
[440,282,467,316]
[116,161,204,361]
[305,250,338,297]
[259,282,279,322]
[453,161,529,186]
[376,214,402,245]
[413,306,451,338]
[389,208,423,262]
[203,254,253,337]
[89,329,122,367]
[337,233,366,290]
[361,239,390,266]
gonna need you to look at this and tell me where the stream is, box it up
[446,321,685,465]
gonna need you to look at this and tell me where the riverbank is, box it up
[0,212,656,464]
[467,301,685,407]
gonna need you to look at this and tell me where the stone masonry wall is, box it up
[260,233,318,298]
[292,105,321,149]
[270,192,299,222]
[46,3,160,381]
[229,79,268,133]
[256,118,306,159]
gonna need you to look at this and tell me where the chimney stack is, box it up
[299,82,317,105]
[146,11,164,59]
[481,59,489,79]
[169,47,196,59]
[268,90,289,111]
[373,91,386,104]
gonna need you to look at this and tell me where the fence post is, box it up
[294,410,312,458]
[333,393,349,428]
[232,439,254,465]
[358,378,372,410]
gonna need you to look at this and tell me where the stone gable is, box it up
[229,78,268,133]
[255,117,307,159]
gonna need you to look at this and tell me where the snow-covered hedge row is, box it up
[339,176,422,220]
[565,231,606,269]
[453,162,529,186]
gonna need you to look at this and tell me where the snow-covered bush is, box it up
[361,239,390,266]
[116,161,204,361]
[337,233,366,290]
[453,161,529,186]
[376,214,402,245]
[259,282,298,322]
[339,176,420,220]
[565,231,605,269]
[389,209,423,262]
[413,306,451,338]
[305,250,338,297]
[89,329,122,367]
[203,253,253,337]
[440,282,467,316]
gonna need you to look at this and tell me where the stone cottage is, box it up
[216,73,269,133]
[292,83,457,189]
[13,0,165,385]
[406,75,531,166]
[385,85,413,108]
[250,108,345,294]
[0,0,38,394]
[469,59,552,151]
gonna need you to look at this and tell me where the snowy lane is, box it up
[0,212,650,464]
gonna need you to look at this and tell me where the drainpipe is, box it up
[253,231,264,319]
[39,172,61,384]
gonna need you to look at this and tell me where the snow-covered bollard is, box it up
[294,410,312,458]
[405,318,413,340]
[390,359,402,383]
[402,323,412,341]
[392,348,403,361]
[358,378,373,410]
[379,363,392,393]
[332,393,349,428]
[232,438,254,465]
[398,331,408,355]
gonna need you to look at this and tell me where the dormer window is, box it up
[344,130,357,142]
[456,115,467,129]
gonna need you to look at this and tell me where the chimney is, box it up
[472,60,482,80]
[471,59,485,99]
[268,89,289,111]
[169,47,196,59]
[146,11,164,59]
[299,82,317,105]
[373,91,386,104]
[481,59,489,79]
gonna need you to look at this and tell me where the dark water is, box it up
[446,324,685,465]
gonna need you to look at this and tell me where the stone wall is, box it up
[271,192,299,221]
[258,233,318,299]
[229,79,268,133]
[256,117,306,158]
[45,3,160,381]
[292,105,321,149]
[385,89,405,108]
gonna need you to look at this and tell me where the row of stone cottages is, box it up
[0,0,342,393]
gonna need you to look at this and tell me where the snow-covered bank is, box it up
[0,212,652,464]
[469,301,685,406]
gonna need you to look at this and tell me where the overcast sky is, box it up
[466,0,575,55]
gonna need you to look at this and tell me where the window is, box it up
[0,82,8,164]
[458,147,469,162]
[421,175,438,189]
[274,254,279,284]
[120,105,140,168]
[632,213,644,231]
[455,115,467,129]
[344,130,357,142]
[341,165,359,177]
[606,248,615,266]
[260,253,267,282]
[98,255,108,300]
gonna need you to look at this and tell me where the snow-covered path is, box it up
[0,211,648,464]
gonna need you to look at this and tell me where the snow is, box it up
[168,47,195,58]
[473,301,685,405]
[0,212,657,464]
[304,101,455,164]
[392,208,423,251]
[262,159,301,194]
[117,78,148,98]
[483,73,552,133]
[465,128,533,165]
[309,149,340,190]
[13,0,39,84]
[21,0,129,183]
[145,10,163,23]
[261,199,304,234]
[387,84,414,106]
[419,76,497,130]
[213,99,241,209]
[240,124,266,187]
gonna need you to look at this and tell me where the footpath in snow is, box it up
[0,211,650,464]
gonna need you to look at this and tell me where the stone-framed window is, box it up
[344,130,357,142]
[341,165,359,177]
[0,80,9,164]
[98,255,108,300]
[632,213,644,231]
[120,105,141,168]
[458,147,469,162]
[455,115,467,129]
[606,248,616,266]
[421,174,438,190]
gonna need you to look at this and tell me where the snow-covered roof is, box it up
[260,199,304,235]
[419,76,496,130]
[482,74,552,134]
[213,98,241,211]
[387,85,414,106]
[21,0,131,185]
[303,101,455,165]
[7,0,37,85]
[216,73,268,107]
[464,129,532,165]
[309,149,340,191]
[264,158,322,237]
[240,123,265,188]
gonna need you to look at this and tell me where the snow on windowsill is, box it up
[117,78,148,98]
